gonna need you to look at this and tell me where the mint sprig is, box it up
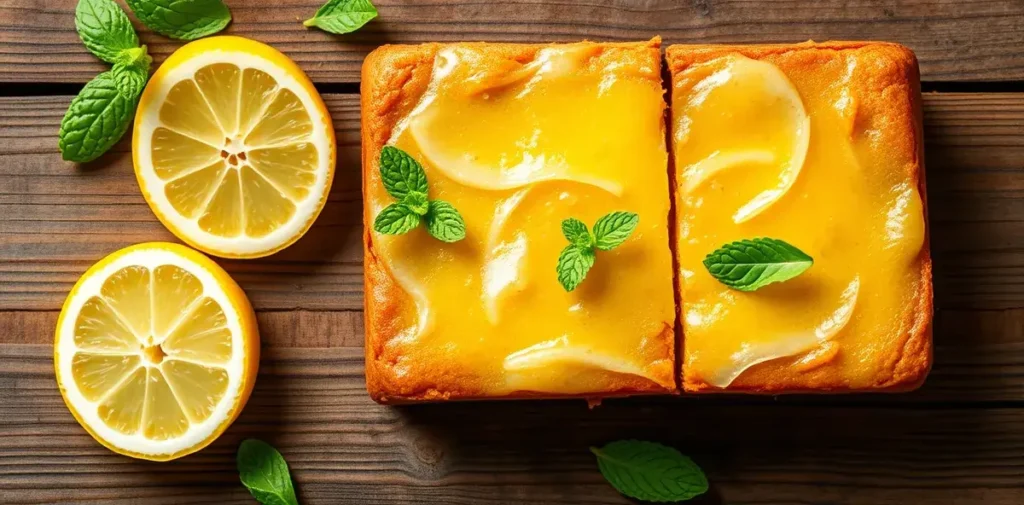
[556,211,638,292]
[62,0,151,163]
[703,237,813,291]
[237,439,300,505]
[125,0,231,40]
[304,0,378,34]
[592,440,708,502]
[372,146,466,243]
[75,0,140,64]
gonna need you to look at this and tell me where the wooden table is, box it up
[2,1,1024,503]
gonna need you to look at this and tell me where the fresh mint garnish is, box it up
[62,0,151,163]
[304,0,378,34]
[556,211,638,292]
[372,146,466,243]
[237,439,300,505]
[75,0,140,64]
[125,0,231,40]
[424,200,467,243]
[557,244,596,292]
[592,440,708,502]
[703,237,813,291]
[374,202,421,236]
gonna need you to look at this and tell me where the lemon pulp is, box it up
[70,264,232,438]
[151,65,315,238]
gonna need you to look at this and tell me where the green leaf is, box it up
[556,245,595,292]
[237,439,300,505]
[593,211,639,251]
[75,0,140,64]
[591,440,708,503]
[561,218,593,248]
[125,0,231,40]
[58,70,139,163]
[373,203,420,235]
[379,146,429,201]
[111,62,148,100]
[703,237,813,292]
[425,200,466,243]
[401,192,429,216]
[304,0,378,34]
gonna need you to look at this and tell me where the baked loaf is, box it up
[667,42,932,393]
[362,40,677,403]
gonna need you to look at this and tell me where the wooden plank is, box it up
[3,93,1024,311]
[1,0,1023,84]
[2,345,1024,505]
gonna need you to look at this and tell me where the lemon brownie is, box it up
[362,39,676,402]
[668,42,932,392]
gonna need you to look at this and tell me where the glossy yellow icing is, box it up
[369,44,676,395]
[674,54,926,388]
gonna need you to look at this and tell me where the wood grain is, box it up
[3,345,1024,505]
[1,0,1023,84]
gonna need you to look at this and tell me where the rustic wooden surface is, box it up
[2,0,1024,504]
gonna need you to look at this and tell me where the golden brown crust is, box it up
[362,40,671,403]
[668,41,933,393]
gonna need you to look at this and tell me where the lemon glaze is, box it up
[672,51,927,389]
[365,43,676,397]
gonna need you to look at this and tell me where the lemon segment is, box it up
[134,36,335,258]
[54,243,259,461]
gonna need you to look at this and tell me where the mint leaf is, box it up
[373,203,420,235]
[556,245,595,292]
[593,211,639,251]
[425,200,466,243]
[703,237,813,291]
[304,0,378,34]
[379,145,428,201]
[125,0,231,40]
[561,218,593,248]
[111,47,151,98]
[237,439,299,505]
[58,70,139,163]
[401,192,429,216]
[592,440,708,502]
[75,0,140,64]
[111,63,147,99]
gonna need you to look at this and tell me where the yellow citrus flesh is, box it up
[133,36,335,258]
[54,243,259,461]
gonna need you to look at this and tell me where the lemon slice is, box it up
[678,55,810,223]
[54,243,259,461]
[504,336,659,394]
[133,36,336,258]
[704,276,860,388]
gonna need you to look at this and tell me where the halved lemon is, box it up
[133,36,335,258]
[54,242,259,461]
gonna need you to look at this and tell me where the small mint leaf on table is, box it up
[58,70,139,163]
[561,218,593,248]
[591,440,708,502]
[125,0,231,40]
[75,0,140,64]
[425,200,466,243]
[593,211,639,251]
[556,244,595,292]
[237,439,300,505]
[111,62,148,100]
[703,237,813,292]
[373,203,420,235]
[379,145,429,200]
[304,0,378,34]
